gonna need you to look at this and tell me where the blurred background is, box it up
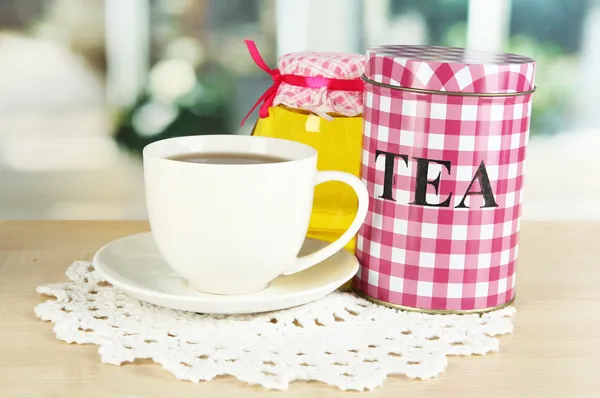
[0,0,597,220]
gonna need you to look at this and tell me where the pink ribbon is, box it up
[240,40,364,126]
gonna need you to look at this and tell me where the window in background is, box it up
[0,0,597,220]
[112,0,276,155]
[0,0,275,220]
[0,0,123,220]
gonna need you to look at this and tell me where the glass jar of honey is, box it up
[241,41,365,252]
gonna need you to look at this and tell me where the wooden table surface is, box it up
[1,221,599,397]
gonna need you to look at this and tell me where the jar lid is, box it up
[365,45,535,94]
[274,51,365,117]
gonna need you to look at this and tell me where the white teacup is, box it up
[143,135,369,295]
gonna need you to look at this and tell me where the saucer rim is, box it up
[93,232,359,304]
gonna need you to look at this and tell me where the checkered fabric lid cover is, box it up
[365,45,536,94]
[273,51,365,116]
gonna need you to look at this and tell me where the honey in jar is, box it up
[241,41,365,252]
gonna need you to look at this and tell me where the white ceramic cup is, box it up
[143,135,369,295]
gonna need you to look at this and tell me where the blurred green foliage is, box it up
[114,62,235,155]
[506,36,577,135]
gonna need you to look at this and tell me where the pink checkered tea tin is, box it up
[354,45,536,313]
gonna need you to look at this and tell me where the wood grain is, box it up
[1,221,599,397]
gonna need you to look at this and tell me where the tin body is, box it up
[354,46,536,312]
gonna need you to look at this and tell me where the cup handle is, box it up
[283,171,369,276]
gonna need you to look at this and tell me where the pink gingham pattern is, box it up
[274,52,365,116]
[367,45,535,94]
[355,46,535,311]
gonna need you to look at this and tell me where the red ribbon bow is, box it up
[240,40,364,126]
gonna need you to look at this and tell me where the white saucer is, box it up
[93,232,359,314]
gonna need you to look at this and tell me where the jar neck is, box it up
[277,104,361,118]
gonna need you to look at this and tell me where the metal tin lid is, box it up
[365,45,535,94]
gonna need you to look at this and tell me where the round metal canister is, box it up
[354,45,536,313]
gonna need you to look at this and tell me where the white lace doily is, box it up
[35,262,515,391]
